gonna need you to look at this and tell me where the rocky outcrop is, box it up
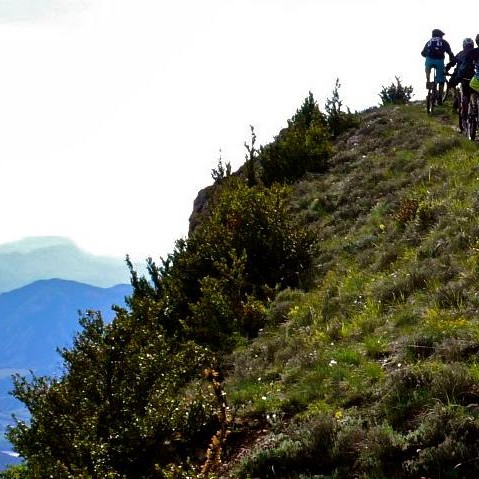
[188,184,214,235]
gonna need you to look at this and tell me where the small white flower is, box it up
[329,359,337,367]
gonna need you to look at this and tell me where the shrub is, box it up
[404,404,479,478]
[130,176,317,351]
[379,76,414,105]
[0,465,29,479]
[259,92,332,185]
[7,311,218,478]
[236,415,336,478]
[324,78,360,138]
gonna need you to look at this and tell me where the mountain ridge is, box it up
[7,95,479,477]
[0,278,131,370]
[0,236,135,293]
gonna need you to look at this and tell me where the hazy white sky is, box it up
[0,0,469,262]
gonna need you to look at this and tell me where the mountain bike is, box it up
[465,93,478,140]
[426,67,447,114]
[441,73,454,104]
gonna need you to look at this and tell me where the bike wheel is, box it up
[426,91,434,114]
[441,84,449,103]
[468,115,477,141]
[459,112,465,132]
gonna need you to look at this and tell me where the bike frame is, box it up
[426,67,444,114]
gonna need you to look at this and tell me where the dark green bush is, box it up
[259,92,332,185]
[7,311,217,478]
[138,177,316,350]
[324,79,360,138]
[379,76,413,105]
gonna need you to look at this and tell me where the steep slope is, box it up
[221,102,479,477]
[0,236,134,292]
[6,98,479,477]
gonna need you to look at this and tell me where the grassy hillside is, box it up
[6,97,479,479]
[220,102,479,478]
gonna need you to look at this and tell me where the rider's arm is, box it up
[446,56,457,72]
[445,41,454,62]
[421,43,428,57]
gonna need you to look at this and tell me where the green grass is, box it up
[223,101,479,478]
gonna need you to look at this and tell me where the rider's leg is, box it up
[452,88,459,112]
[435,60,446,104]
[425,68,431,88]
[425,58,432,88]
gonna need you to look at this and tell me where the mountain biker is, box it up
[460,34,479,117]
[446,38,475,122]
[421,28,455,103]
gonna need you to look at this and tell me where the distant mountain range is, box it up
[0,452,20,471]
[0,279,131,371]
[0,236,139,293]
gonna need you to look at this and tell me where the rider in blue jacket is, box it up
[421,28,455,103]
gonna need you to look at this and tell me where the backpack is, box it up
[424,37,446,59]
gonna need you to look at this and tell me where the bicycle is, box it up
[441,72,454,104]
[426,67,447,114]
[465,93,478,140]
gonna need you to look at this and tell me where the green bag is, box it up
[470,75,479,92]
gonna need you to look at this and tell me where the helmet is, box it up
[432,28,445,37]
[463,37,474,50]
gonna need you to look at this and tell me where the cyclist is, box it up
[421,28,455,104]
[447,38,475,125]
[461,34,479,113]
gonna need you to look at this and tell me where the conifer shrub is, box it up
[7,311,218,478]
[140,176,316,351]
[259,92,332,185]
[324,78,360,138]
[379,76,413,105]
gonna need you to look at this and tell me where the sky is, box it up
[0,0,470,263]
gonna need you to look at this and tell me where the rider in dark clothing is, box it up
[459,34,479,117]
[421,28,455,102]
[447,38,475,120]
[448,38,475,86]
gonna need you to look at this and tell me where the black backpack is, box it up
[424,37,446,59]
